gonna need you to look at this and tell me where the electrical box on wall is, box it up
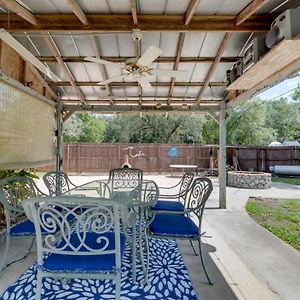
[242,36,269,73]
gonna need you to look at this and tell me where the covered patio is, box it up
[1,174,300,300]
[1,0,300,299]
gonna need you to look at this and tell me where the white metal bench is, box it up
[169,164,198,176]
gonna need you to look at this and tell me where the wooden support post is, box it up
[55,104,63,173]
[219,100,227,209]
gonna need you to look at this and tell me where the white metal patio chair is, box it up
[109,168,143,190]
[151,172,194,212]
[0,176,46,272]
[146,177,213,285]
[42,171,77,196]
[22,196,128,300]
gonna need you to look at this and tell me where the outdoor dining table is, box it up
[68,178,159,284]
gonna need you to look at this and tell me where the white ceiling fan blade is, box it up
[149,68,190,79]
[137,45,163,67]
[0,29,61,82]
[84,56,124,69]
[137,75,152,91]
[98,74,128,85]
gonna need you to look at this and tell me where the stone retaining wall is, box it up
[227,171,271,189]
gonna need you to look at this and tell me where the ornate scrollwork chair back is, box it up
[0,176,45,272]
[43,171,77,196]
[22,196,127,300]
[152,172,195,212]
[109,168,143,190]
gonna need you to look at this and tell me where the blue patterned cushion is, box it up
[150,214,199,238]
[152,200,184,211]
[42,232,127,273]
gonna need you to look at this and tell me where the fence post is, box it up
[77,144,80,175]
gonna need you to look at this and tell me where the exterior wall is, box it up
[0,40,55,100]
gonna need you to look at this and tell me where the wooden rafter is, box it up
[61,98,221,105]
[47,81,226,87]
[0,0,38,25]
[196,32,232,104]
[66,0,89,25]
[89,35,112,100]
[62,104,220,114]
[43,35,86,104]
[168,33,186,99]
[130,0,138,25]
[185,0,201,26]
[236,0,272,25]
[0,14,274,32]
[37,56,240,63]
[27,64,58,101]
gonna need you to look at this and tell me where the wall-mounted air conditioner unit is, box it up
[266,7,300,48]
[242,36,268,73]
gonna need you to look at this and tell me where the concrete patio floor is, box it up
[0,174,300,300]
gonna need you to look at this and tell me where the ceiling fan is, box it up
[84,29,189,91]
[0,29,61,82]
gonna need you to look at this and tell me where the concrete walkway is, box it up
[201,180,300,300]
[0,175,299,300]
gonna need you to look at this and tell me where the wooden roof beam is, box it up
[169,32,186,100]
[0,0,38,25]
[37,55,240,63]
[62,104,220,113]
[47,81,226,87]
[185,0,201,26]
[0,14,274,32]
[43,35,86,105]
[66,0,89,25]
[130,0,138,25]
[196,32,232,104]
[236,0,272,25]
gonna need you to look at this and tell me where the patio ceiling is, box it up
[0,0,299,116]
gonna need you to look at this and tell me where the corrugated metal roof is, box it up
[0,0,297,112]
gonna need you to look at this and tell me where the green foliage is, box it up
[291,88,300,101]
[246,198,300,251]
[0,169,39,180]
[63,113,105,143]
[103,114,205,144]
[265,98,300,142]
[227,98,276,146]
[62,96,300,146]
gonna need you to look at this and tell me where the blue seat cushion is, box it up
[152,200,184,211]
[10,219,41,236]
[42,232,127,273]
[150,214,199,238]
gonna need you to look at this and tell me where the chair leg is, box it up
[197,237,213,285]
[189,239,199,256]
[115,272,121,300]
[35,270,43,300]
[131,220,136,284]
[0,233,10,272]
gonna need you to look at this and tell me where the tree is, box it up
[265,97,300,142]
[291,87,300,101]
[103,114,205,143]
[63,113,105,142]
[226,98,276,145]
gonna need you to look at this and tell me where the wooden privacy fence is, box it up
[39,143,300,174]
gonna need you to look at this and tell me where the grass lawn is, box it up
[246,198,300,251]
[272,177,300,186]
